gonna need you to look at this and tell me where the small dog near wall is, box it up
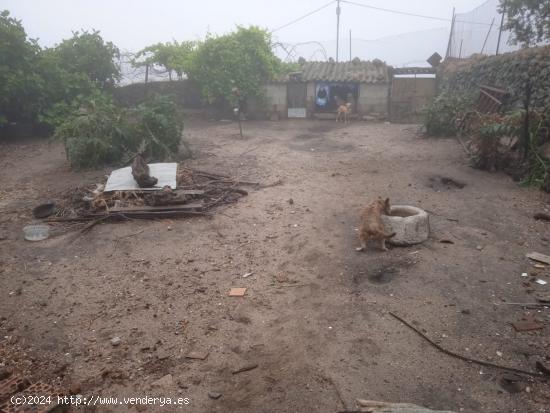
[357,198,396,251]
[336,102,352,123]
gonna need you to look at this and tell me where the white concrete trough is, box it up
[381,205,429,246]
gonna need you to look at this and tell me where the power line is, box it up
[342,0,494,26]
[271,0,336,33]
[341,0,451,22]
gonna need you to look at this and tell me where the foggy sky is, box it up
[4,0,487,55]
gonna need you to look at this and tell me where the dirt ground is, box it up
[1,119,549,413]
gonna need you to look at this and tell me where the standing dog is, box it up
[336,102,352,123]
[357,198,395,251]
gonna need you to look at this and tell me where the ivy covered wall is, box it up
[438,45,550,108]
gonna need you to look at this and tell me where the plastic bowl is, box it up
[23,224,50,241]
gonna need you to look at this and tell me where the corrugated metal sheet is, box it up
[299,60,390,83]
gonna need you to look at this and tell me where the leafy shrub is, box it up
[470,113,519,170]
[423,92,473,136]
[130,96,183,159]
[53,92,126,168]
[54,94,184,169]
[522,108,550,188]
[467,109,550,192]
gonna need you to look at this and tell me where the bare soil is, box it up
[1,119,549,413]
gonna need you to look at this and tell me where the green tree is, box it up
[133,41,197,80]
[166,41,198,79]
[35,47,97,127]
[0,10,43,125]
[499,0,550,46]
[187,26,281,106]
[52,30,121,87]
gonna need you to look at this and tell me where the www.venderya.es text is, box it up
[11,395,190,408]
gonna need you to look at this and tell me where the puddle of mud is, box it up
[428,175,466,191]
[351,265,399,285]
[350,257,416,286]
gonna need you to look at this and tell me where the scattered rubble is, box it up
[0,372,65,413]
[43,165,254,226]
[186,351,209,360]
[232,363,258,375]
[151,374,173,388]
[512,314,544,332]
[110,337,122,347]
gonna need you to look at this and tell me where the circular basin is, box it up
[23,224,50,242]
[381,205,429,246]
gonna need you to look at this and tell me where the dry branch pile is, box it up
[48,165,254,224]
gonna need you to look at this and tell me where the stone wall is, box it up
[113,80,203,108]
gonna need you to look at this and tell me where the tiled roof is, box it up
[299,60,390,83]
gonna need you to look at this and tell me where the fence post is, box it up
[445,7,455,59]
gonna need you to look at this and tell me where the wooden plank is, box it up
[526,252,550,265]
[177,189,205,195]
[480,89,502,106]
[109,203,204,213]
[479,84,508,95]
[113,210,207,219]
[354,400,456,412]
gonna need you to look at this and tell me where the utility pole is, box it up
[496,6,505,55]
[349,30,352,61]
[336,0,341,62]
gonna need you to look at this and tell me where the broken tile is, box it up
[229,288,247,297]
[511,321,544,332]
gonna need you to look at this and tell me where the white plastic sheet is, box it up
[104,163,177,192]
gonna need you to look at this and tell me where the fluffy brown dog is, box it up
[336,102,352,123]
[357,198,395,251]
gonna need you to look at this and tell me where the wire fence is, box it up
[448,0,519,58]
[273,28,449,67]
[118,51,171,85]
[117,0,546,84]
